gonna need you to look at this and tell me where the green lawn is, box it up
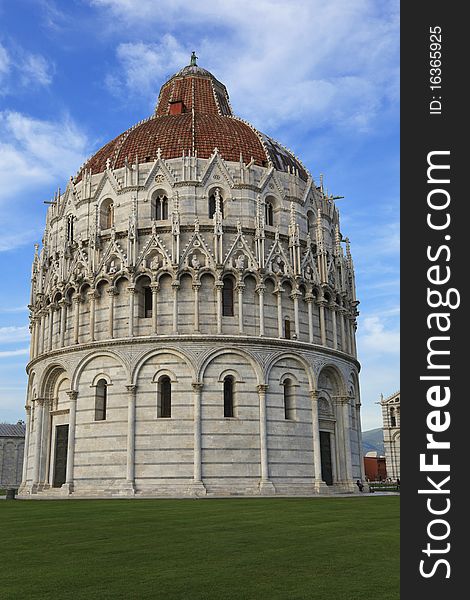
[1,497,399,600]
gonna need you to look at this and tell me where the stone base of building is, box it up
[18,478,363,498]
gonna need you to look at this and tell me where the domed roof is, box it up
[76,55,308,182]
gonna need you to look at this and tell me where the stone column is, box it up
[40,311,46,354]
[192,283,200,332]
[107,287,116,339]
[88,290,97,342]
[29,323,34,361]
[339,309,346,353]
[275,289,283,338]
[73,294,81,344]
[128,285,136,338]
[59,299,67,347]
[318,301,327,346]
[256,285,265,337]
[306,295,314,343]
[151,283,159,334]
[257,385,275,494]
[20,405,32,488]
[172,281,180,334]
[215,282,223,334]
[125,385,137,494]
[331,304,338,350]
[351,319,358,358]
[310,391,326,491]
[337,396,354,489]
[48,304,55,351]
[31,398,45,492]
[64,390,78,493]
[291,291,300,339]
[191,383,206,495]
[236,283,245,334]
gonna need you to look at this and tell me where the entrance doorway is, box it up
[53,424,69,487]
[320,430,333,485]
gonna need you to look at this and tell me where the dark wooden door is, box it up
[320,430,333,486]
[53,424,69,488]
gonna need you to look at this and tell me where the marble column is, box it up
[59,299,67,347]
[331,305,338,350]
[125,385,137,493]
[310,391,326,491]
[291,291,301,339]
[318,301,327,346]
[256,284,265,337]
[191,383,206,494]
[151,283,159,334]
[215,282,223,334]
[193,283,200,332]
[339,309,346,353]
[257,384,275,494]
[275,289,283,338]
[32,398,45,492]
[40,311,46,354]
[236,283,245,334]
[20,405,32,487]
[337,396,353,488]
[172,281,180,334]
[64,390,78,493]
[73,294,81,344]
[88,290,97,342]
[128,285,136,338]
[48,304,55,351]
[306,295,314,343]
[107,287,117,339]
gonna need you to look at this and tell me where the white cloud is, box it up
[20,53,54,86]
[0,42,54,93]
[0,44,10,79]
[0,326,30,344]
[95,0,399,133]
[0,110,91,250]
[358,314,399,355]
[0,348,29,358]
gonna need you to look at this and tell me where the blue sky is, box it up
[0,0,399,429]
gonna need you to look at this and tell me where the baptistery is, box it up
[19,55,365,497]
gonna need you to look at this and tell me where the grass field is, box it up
[1,496,399,600]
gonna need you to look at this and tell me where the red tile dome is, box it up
[75,57,308,182]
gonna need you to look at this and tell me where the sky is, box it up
[0,0,399,430]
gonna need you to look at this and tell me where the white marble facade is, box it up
[19,63,365,498]
[380,391,400,480]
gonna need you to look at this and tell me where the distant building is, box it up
[364,451,387,481]
[380,391,400,480]
[0,422,25,488]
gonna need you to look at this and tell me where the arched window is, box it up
[152,194,168,220]
[95,379,107,421]
[158,376,171,418]
[265,201,274,226]
[307,210,315,233]
[222,277,234,316]
[284,318,291,339]
[209,192,224,218]
[283,378,294,420]
[144,287,153,318]
[224,375,234,417]
[390,407,396,427]
[66,215,74,242]
[100,199,114,230]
